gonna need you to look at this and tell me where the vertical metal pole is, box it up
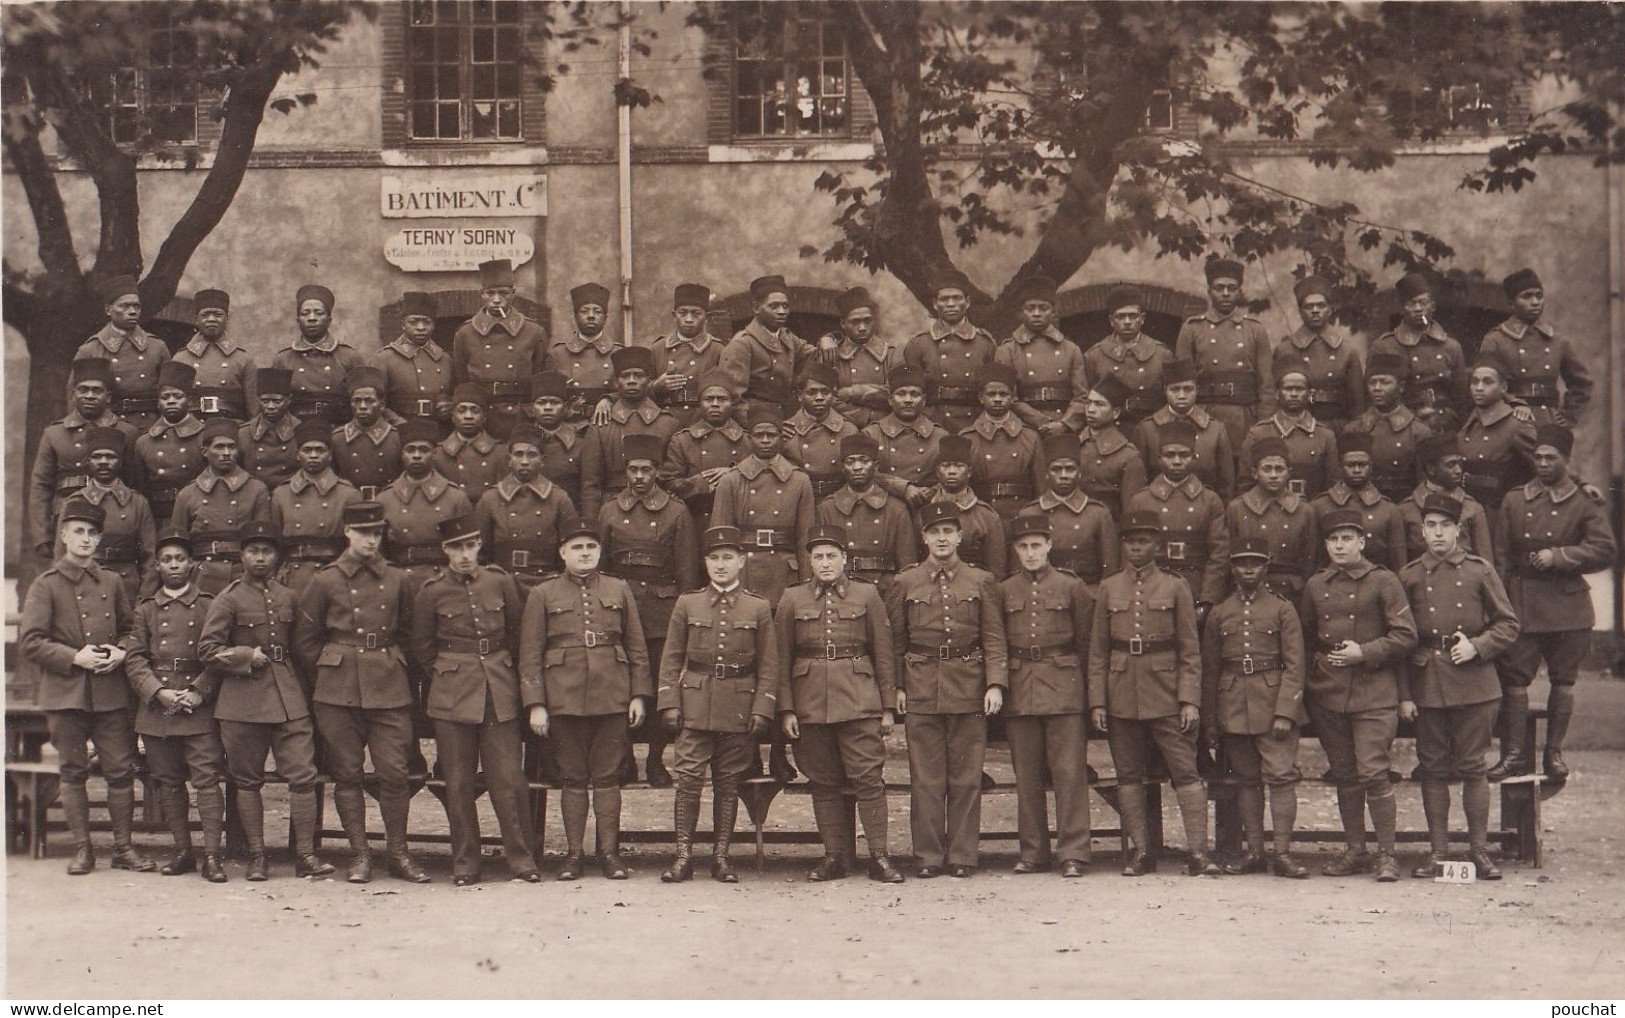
[617,1,635,344]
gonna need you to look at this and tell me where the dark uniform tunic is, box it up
[1175,308,1274,449]
[1401,481,1494,563]
[1201,586,1307,784]
[598,485,701,647]
[473,475,577,588]
[996,325,1089,433]
[1077,425,1148,520]
[1311,483,1408,574]
[174,334,256,422]
[72,480,155,601]
[451,310,550,440]
[710,455,814,604]
[71,324,170,428]
[432,430,507,503]
[1024,490,1118,588]
[783,409,859,500]
[886,556,1008,869]
[918,488,1008,577]
[1125,475,1226,604]
[816,485,920,598]
[1239,411,1339,499]
[272,334,364,426]
[863,414,946,487]
[371,336,453,429]
[1134,406,1236,500]
[1272,325,1364,432]
[1344,405,1433,504]
[999,564,1093,865]
[28,410,141,554]
[124,586,224,789]
[378,471,473,590]
[1458,401,1536,510]
[1216,489,1319,606]
[131,415,206,524]
[832,336,903,430]
[652,333,727,414]
[171,468,273,595]
[962,414,1045,523]
[546,331,622,416]
[330,419,402,500]
[1478,317,1593,427]
[660,418,750,522]
[902,320,1000,433]
[1369,323,1468,432]
[237,413,302,491]
[579,399,681,520]
[534,422,587,510]
[1082,334,1171,426]
[270,470,361,595]
[721,319,819,417]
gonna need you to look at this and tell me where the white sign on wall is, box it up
[383,226,536,273]
[380,172,546,219]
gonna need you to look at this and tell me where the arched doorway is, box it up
[377,292,551,354]
[1368,278,1508,361]
[714,286,845,344]
[1055,281,1205,352]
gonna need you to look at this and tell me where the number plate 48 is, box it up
[1434,860,1477,883]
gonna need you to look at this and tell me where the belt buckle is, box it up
[511,550,530,569]
[416,398,435,416]
[1166,541,1186,561]
[937,645,951,661]
[1214,382,1235,397]
[1439,634,1455,653]
[755,529,775,548]
[1024,645,1043,662]
[1288,478,1306,496]
[172,658,187,674]
[1242,654,1255,675]
[364,633,379,650]
[268,645,285,662]
[713,661,728,679]
[825,643,838,661]
[359,485,377,501]
[199,396,221,414]
[477,637,491,655]
[1129,636,1143,655]
[584,631,598,648]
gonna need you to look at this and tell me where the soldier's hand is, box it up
[1178,703,1199,733]
[748,714,770,740]
[1448,632,1479,664]
[1037,421,1070,437]
[1270,717,1295,739]
[528,705,550,738]
[1511,404,1536,424]
[627,698,647,729]
[73,646,110,671]
[1090,707,1108,734]
[880,709,895,736]
[591,397,615,426]
[1581,482,1605,504]
[156,689,185,711]
[1530,549,1556,571]
[1195,601,1212,629]
[1399,699,1419,722]
[983,686,1005,716]
[1327,639,1364,666]
[250,647,270,670]
[781,713,800,741]
[904,485,932,509]
[895,690,908,716]
[654,372,688,394]
[660,708,682,735]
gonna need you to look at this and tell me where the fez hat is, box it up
[1158,418,1200,451]
[198,419,238,446]
[1250,436,1291,465]
[1534,425,1574,458]
[528,371,569,400]
[930,269,971,297]
[798,362,840,390]
[1013,275,1059,304]
[1415,431,1460,466]
[805,525,847,553]
[1338,430,1374,457]
[71,358,114,387]
[345,366,386,395]
[1090,374,1133,409]
[1471,350,1512,380]
[1162,359,1199,386]
[1205,258,1245,284]
[398,419,442,447]
[295,284,334,311]
[400,291,436,318]
[1293,276,1333,303]
[696,370,733,397]
[59,498,105,528]
[621,432,664,465]
[156,360,196,394]
[1043,433,1081,465]
[673,283,711,310]
[1105,285,1144,313]
[1394,272,1432,302]
[85,427,127,456]
[1009,514,1052,540]
[292,421,334,449]
[479,259,516,289]
[610,345,656,376]
[1365,353,1408,380]
[836,287,877,316]
[571,282,610,309]
[980,363,1019,392]
[451,382,489,408]
[98,276,139,304]
[918,502,962,531]
[888,366,925,392]
[749,275,789,301]
[193,288,230,312]
[840,434,880,461]
[935,434,973,466]
[1502,268,1542,299]
[506,424,544,451]
[745,405,783,429]
[437,513,481,545]
[256,367,293,396]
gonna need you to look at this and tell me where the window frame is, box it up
[78,18,202,147]
[404,0,527,145]
[729,1,854,141]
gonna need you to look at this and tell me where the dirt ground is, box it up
[8,680,1625,999]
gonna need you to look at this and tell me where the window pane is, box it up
[819,96,847,131]
[438,100,461,138]
[410,27,436,63]
[823,60,845,96]
[736,97,761,135]
[737,61,763,99]
[762,95,786,135]
[438,63,459,96]
[496,63,519,98]
[471,100,495,138]
[494,1,519,24]
[497,100,520,138]
[411,101,436,137]
[437,26,459,56]
[472,0,495,22]
[472,65,494,101]
[472,26,494,63]
[410,0,437,26]
[496,27,519,63]
[113,109,139,144]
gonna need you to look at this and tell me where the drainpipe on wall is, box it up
[617,0,635,343]
[1608,160,1624,675]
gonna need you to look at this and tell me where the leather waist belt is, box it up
[687,658,753,678]
[256,643,288,662]
[94,537,140,563]
[745,528,795,551]
[908,642,980,660]
[1022,386,1072,405]
[151,658,203,674]
[611,548,670,570]
[1418,632,1465,653]
[55,474,90,495]
[1371,472,1412,489]
[616,564,678,584]
[548,630,621,650]
[1198,372,1259,405]
[283,536,344,561]
[848,555,897,573]
[1309,388,1347,408]
[1010,641,1076,662]
[1402,380,1447,405]
[194,538,243,560]
[1110,637,1175,655]
[809,475,845,498]
[114,395,160,414]
[498,544,561,572]
[571,387,611,405]
[1123,393,1163,415]
[389,395,444,417]
[933,385,979,404]
[290,393,350,412]
[1222,654,1282,674]
[1509,378,1558,405]
[397,545,449,566]
[796,643,869,661]
[483,380,529,398]
[442,637,503,655]
[1161,538,1209,562]
[193,388,246,417]
[988,482,1034,499]
[327,632,397,650]
[149,478,188,496]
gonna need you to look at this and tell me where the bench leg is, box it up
[1146,782,1165,859]
[1212,783,1243,857]
[532,787,549,859]
[842,793,859,869]
[1500,781,1542,867]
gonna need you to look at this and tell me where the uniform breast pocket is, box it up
[477,598,507,623]
[1003,595,1029,617]
[317,647,344,669]
[836,605,867,622]
[1108,650,1129,673]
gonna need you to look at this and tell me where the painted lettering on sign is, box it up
[383,227,536,273]
[380,173,547,219]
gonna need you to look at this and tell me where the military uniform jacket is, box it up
[1134,406,1237,499]
[28,410,141,550]
[1175,308,1275,446]
[1024,490,1118,585]
[1077,425,1148,519]
[721,318,816,413]
[292,552,414,710]
[432,430,508,502]
[198,576,309,724]
[962,413,1045,513]
[580,399,681,519]
[272,335,365,421]
[473,475,577,578]
[783,409,860,498]
[1478,317,1592,424]
[1458,401,1536,508]
[901,320,1000,426]
[1494,478,1615,633]
[1000,566,1092,716]
[378,471,473,588]
[775,578,897,724]
[271,470,362,588]
[536,422,587,508]
[710,454,814,576]
[1200,588,1307,734]
[452,311,550,392]
[817,484,920,582]
[657,584,780,732]
[1401,481,1493,563]
[174,334,257,420]
[330,418,401,496]
[1239,411,1338,499]
[20,557,134,712]
[1081,334,1171,422]
[1215,488,1319,603]
[71,480,155,595]
[1086,563,1200,720]
[828,335,902,430]
[124,586,219,737]
[917,488,1008,577]
[1300,560,1417,712]
[71,324,170,419]
[238,413,302,490]
[1272,326,1364,426]
[598,485,700,638]
[660,419,750,504]
[652,333,726,410]
[1369,324,1468,428]
[370,336,453,421]
[1125,474,1226,602]
[546,331,621,405]
[996,325,1089,432]
[885,557,1008,715]
[1345,404,1432,502]
[863,414,945,486]
[410,565,528,725]
[1398,549,1519,709]
[519,572,650,715]
[172,469,273,548]
[1310,483,1407,574]
[132,415,206,517]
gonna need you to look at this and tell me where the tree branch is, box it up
[3,276,41,335]
[0,117,82,291]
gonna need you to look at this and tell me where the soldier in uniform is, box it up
[1125,419,1226,611]
[1459,352,1537,513]
[273,284,363,427]
[1399,494,1520,880]
[122,528,227,882]
[862,366,946,492]
[656,526,781,883]
[1491,425,1616,781]
[174,288,256,423]
[962,363,1045,523]
[1479,268,1592,429]
[1135,358,1237,500]
[1083,285,1171,428]
[1369,272,1468,432]
[19,498,155,875]
[527,371,587,509]
[409,514,540,885]
[1401,433,1493,562]
[1201,538,1310,878]
[817,433,919,597]
[710,405,814,606]
[329,366,401,500]
[29,358,141,565]
[1088,510,1215,876]
[292,502,430,885]
[372,291,453,434]
[1300,509,1418,881]
[902,270,1000,434]
[522,520,651,880]
[379,419,473,590]
[553,281,624,422]
[775,525,904,883]
[721,274,826,419]
[600,432,699,787]
[918,435,1008,577]
[131,360,205,526]
[1217,437,1319,607]
[1239,368,1339,499]
[452,258,550,440]
[886,502,1008,878]
[580,345,681,520]
[660,371,751,523]
[1001,514,1094,877]
[473,424,578,590]
[171,420,273,595]
[1176,258,1274,449]
[1077,375,1149,519]
[997,275,1089,436]
[652,283,727,417]
[827,286,902,431]
[433,383,509,501]
[73,427,155,601]
[70,275,170,430]
[1273,276,1363,433]
[1310,432,1407,573]
[270,421,361,595]
[198,522,336,881]
[1346,353,1434,504]
[1026,433,1118,591]
[238,367,302,490]
[782,362,859,501]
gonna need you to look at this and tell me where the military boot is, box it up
[381,793,430,883]
[1117,782,1154,876]
[1413,778,1450,878]
[1224,783,1268,874]
[290,787,334,877]
[1543,685,1575,781]
[711,780,741,882]
[62,783,95,876]
[1369,785,1400,882]
[107,784,156,872]
[333,784,372,883]
[1488,688,1533,780]
[1322,787,1372,876]
[197,783,227,882]
[237,788,270,881]
[595,787,629,879]
[1175,782,1221,876]
[557,787,590,880]
[661,790,700,883]
[1463,776,1502,880]
[158,785,197,875]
